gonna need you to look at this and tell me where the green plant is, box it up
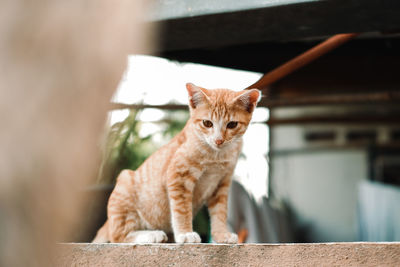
[97,109,189,185]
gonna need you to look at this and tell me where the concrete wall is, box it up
[56,243,400,266]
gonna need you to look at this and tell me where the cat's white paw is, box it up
[127,230,168,243]
[175,232,201,243]
[212,232,238,244]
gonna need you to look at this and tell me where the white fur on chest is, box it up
[193,162,231,210]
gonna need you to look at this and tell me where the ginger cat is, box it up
[93,83,260,243]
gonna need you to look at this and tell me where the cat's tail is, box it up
[92,220,110,243]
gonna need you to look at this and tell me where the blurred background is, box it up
[2,1,400,265]
[85,0,400,244]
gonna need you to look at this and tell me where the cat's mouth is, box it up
[207,141,223,150]
[209,140,231,151]
[214,144,224,150]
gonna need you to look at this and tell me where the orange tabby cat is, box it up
[93,83,260,243]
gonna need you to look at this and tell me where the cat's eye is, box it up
[227,121,238,129]
[203,120,213,128]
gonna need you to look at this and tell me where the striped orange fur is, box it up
[93,83,260,243]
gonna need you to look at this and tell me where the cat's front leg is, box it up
[167,167,201,243]
[207,175,238,244]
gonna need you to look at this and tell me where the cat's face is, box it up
[186,83,260,150]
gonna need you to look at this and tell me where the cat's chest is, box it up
[192,161,232,207]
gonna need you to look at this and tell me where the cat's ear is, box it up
[186,83,211,109]
[233,89,261,113]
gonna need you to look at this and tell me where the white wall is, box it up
[271,126,368,242]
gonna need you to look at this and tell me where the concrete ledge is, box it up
[56,242,400,266]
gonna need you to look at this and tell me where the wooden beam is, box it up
[247,33,358,90]
[157,0,400,52]
[109,91,400,111]
[267,114,400,125]
[109,103,188,111]
[260,91,400,107]
[270,144,400,155]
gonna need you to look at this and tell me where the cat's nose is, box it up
[215,139,224,146]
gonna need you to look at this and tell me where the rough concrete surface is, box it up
[56,242,400,266]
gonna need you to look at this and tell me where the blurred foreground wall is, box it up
[0,1,154,266]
